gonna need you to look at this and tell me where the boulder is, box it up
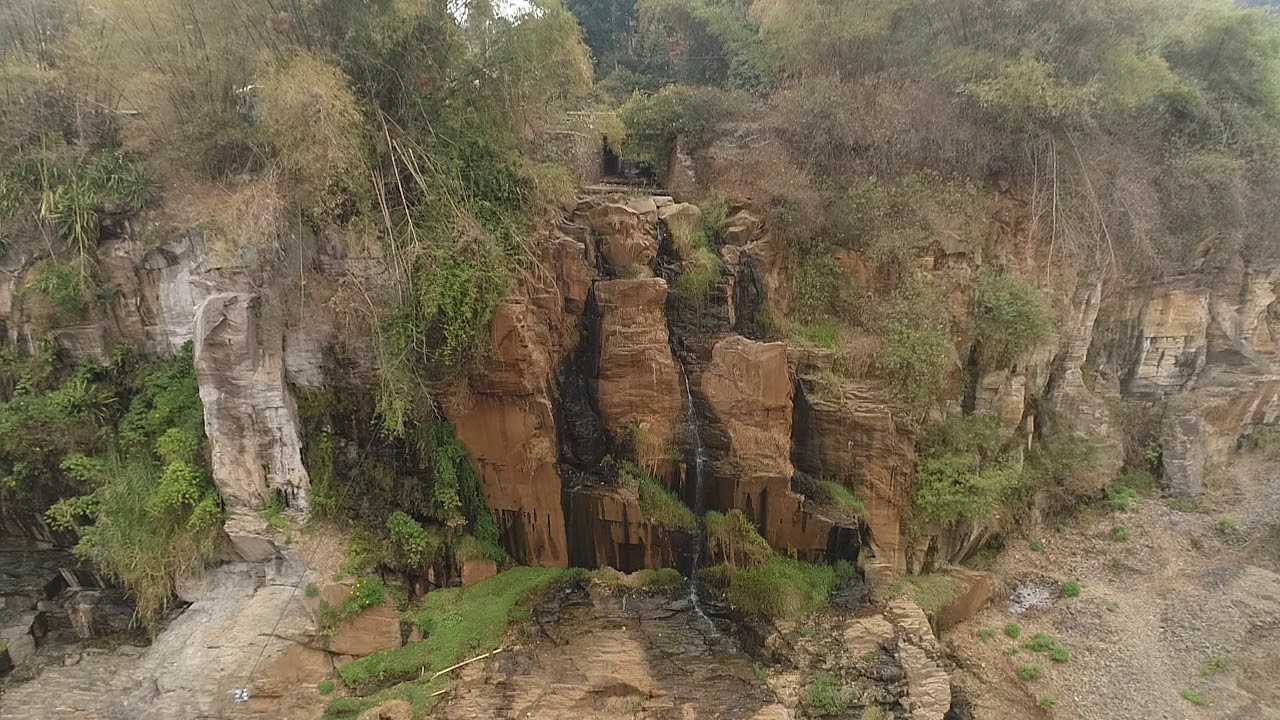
[702,336,833,554]
[793,376,915,570]
[583,203,657,275]
[722,210,761,246]
[326,602,402,658]
[933,568,994,630]
[67,589,134,639]
[565,486,688,571]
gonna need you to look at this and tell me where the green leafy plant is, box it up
[801,672,849,717]
[1026,633,1053,652]
[1030,539,1044,551]
[1004,623,1022,639]
[1180,689,1205,706]
[701,557,838,620]
[306,583,320,598]
[1062,580,1083,598]
[1038,696,1056,709]
[704,509,773,567]
[1218,516,1239,532]
[1017,664,1043,681]
[1112,524,1128,541]
[1202,653,1234,676]
[973,269,1054,366]
[1167,498,1197,513]
[29,260,90,318]
[317,679,335,695]
[1050,643,1070,663]
[979,628,995,641]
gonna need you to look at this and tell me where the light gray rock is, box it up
[1161,410,1206,498]
[194,293,310,557]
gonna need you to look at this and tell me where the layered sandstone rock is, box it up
[580,202,658,275]
[792,375,914,570]
[592,278,684,467]
[701,336,832,553]
[565,487,687,571]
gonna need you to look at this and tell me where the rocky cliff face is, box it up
[1,180,1276,583]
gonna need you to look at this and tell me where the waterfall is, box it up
[678,363,708,603]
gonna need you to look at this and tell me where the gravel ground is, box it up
[947,451,1280,720]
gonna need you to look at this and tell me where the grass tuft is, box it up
[1017,664,1043,681]
[1061,580,1082,598]
[1004,622,1022,639]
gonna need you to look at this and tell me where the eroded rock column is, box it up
[193,293,309,560]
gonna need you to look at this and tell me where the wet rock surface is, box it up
[440,588,784,720]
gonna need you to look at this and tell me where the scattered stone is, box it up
[1008,581,1055,615]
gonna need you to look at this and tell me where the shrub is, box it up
[1180,689,1205,706]
[703,557,837,620]
[914,453,1022,527]
[671,244,721,305]
[453,534,505,563]
[385,511,443,571]
[342,577,387,616]
[1108,486,1138,512]
[38,347,220,628]
[878,324,952,412]
[801,672,849,717]
[1017,664,1043,681]
[317,679,335,695]
[1061,580,1083,598]
[973,269,1054,366]
[1050,643,1070,663]
[1026,633,1053,652]
[704,509,773,567]
[633,567,683,589]
[1004,623,1022,639]
[634,473,696,531]
[29,260,90,318]
[618,85,745,172]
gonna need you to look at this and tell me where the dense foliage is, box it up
[0,344,223,626]
[913,415,1022,527]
